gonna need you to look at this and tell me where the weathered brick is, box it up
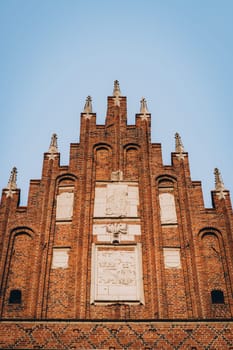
[0,84,232,348]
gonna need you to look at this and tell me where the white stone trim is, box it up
[56,192,74,220]
[163,248,181,268]
[159,192,177,224]
[52,248,70,269]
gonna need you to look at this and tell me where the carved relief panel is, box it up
[91,244,144,303]
[92,181,143,303]
[94,183,139,218]
[106,184,128,216]
[93,223,141,242]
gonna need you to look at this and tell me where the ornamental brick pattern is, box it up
[0,82,233,348]
[0,321,233,349]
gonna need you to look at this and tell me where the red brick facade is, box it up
[0,82,233,348]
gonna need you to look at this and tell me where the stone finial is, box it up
[113,80,121,97]
[83,96,92,114]
[214,168,225,192]
[140,97,149,114]
[7,167,17,190]
[175,133,184,153]
[48,133,58,153]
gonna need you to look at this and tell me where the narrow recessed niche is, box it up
[211,290,224,304]
[9,289,22,304]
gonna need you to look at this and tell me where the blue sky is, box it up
[0,0,232,207]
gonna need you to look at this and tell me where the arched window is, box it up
[9,289,22,304]
[124,146,139,180]
[95,146,112,180]
[200,231,227,302]
[211,289,224,304]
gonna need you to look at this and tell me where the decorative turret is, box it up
[48,133,58,154]
[83,96,93,114]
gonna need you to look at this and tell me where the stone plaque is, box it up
[159,193,177,224]
[91,244,143,302]
[163,248,181,268]
[52,248,70,269]
[56,192,74,220]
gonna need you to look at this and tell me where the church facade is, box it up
[0,81,233,349]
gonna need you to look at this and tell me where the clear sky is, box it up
[0,0,232,207]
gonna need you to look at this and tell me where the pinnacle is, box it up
[175,133,184,153]
[140,97,149,114]
[7,167,17,190]
[83,96,93,114]
[214,168,225,192]
[48,133,58,153]
[113,80,121,97]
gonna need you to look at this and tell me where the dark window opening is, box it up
[9,289,22,304]
[211,289,224,304]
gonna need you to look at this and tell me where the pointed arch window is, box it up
[95,146,112,180]
[124,146,139,180]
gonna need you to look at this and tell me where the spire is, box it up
[175,133,184,153]
[140,97,149,114]
[5,167,18,197]
[113,80,121,97]
[214,168,227,199]
[214,168,225,192]
[175,133,186,160]
[83,95,93,114]
[7,167,17,190]
[48,133,58,153]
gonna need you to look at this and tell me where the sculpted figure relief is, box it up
[106,223,128,235]
[106,185,128,217]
